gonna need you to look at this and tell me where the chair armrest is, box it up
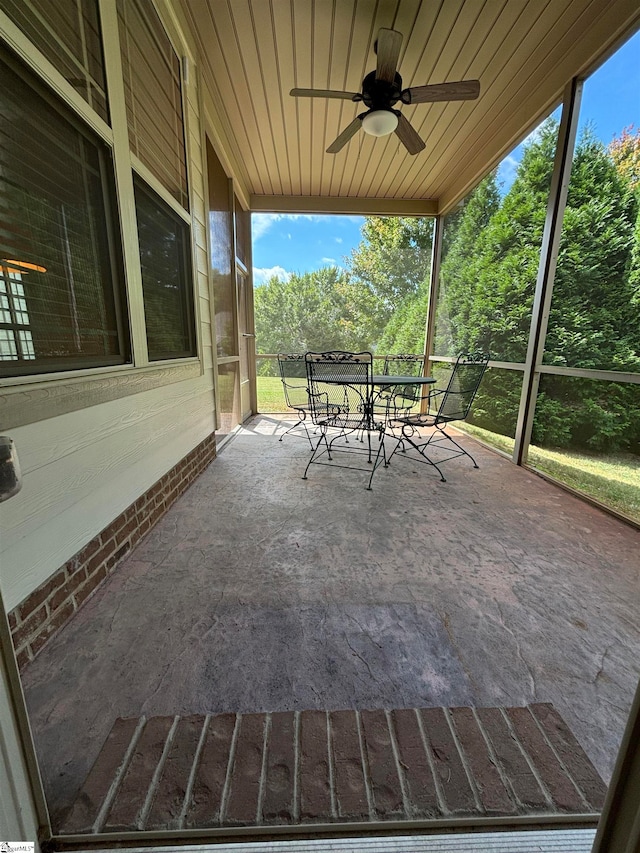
[425,387,444,414]
[308,389,327,405]
[381,385,417,423]
[308,389,338,420]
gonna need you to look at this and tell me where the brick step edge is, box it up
[60,703,606,834]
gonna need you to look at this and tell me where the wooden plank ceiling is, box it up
[180,0,639,214]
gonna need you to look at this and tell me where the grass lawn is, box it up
[461,423,640,524]
[257,375,288,412]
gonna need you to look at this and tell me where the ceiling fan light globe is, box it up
[361,109,398,137]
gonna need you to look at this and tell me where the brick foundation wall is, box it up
[10,432,217,670]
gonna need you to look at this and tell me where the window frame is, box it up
[116,0,190,209]
[133,174,197,362]
[0,43,131,379]
[0,0,110,123]
[0,0,201,398]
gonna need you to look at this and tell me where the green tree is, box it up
[436,170,501,355]
[608,127,640,303]
[254,266,381,373]
[538,129,640,452]
[463,120,558,364]
[608,125,640,191]
[547,130,639,373]
[345,216,434,354]
[377,283,429,355]
[347,216,434,309]
[435,117,640,451]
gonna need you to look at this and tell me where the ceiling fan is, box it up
[290,28,480,155]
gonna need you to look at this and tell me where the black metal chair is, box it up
[388,352,490,481]
[382,353,426,377]
[303,350,386,490]
[277,353,314,447]
[376,353,426,422]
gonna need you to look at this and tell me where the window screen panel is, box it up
[134,179,195,361]
[0,48,127,377]
[1,0,108,121]
[117,0,188,209]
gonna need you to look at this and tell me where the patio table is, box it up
[318,374,435,387]
[314,373,436,426]
[372,374,436,387]
[302,371,437,488]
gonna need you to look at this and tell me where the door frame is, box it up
[236,261,255,422]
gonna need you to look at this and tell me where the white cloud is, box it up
[251,212,327,241]
[497,154,520,192]
[322,257,336,263]
[251,214,286,241]
[335,237,343,243]
[253,265,291,285]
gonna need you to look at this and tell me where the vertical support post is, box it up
[245,208,258,416]
[513,78,583,466]
[200,94,221,431]
[421,215,443,411]
[229,176,241,423]
[423,215,442,370]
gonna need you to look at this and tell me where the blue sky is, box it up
[252,30,639,285]
[251,214,365,284]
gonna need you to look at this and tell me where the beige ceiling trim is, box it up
[250,195,438,216]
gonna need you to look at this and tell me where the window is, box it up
[117,0,188,208]
[0,48,128,377]
[0,269,36,361]
[1,0,108,121]
[134,179,196,361]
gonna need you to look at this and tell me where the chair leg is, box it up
[302,429,330,479]
[434,425,480,467]
[304,426,387,489]
[280,410,315,448]
[385,424,413,466]
[385,437,399,466]
[366,432,386,490]
[388,426,446,481]
[279,418,303,441]
[406,435,446,481]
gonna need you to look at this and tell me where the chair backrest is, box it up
[383,354,426,377]
[434,352,489,424]
[305,351,373,428]
[382,354,426,410]
[277,353,308,409]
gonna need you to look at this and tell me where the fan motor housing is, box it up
[361,70,403,109]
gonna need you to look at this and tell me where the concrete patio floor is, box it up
[19,416,640,828]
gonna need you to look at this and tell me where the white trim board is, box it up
[68,828,597,853]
